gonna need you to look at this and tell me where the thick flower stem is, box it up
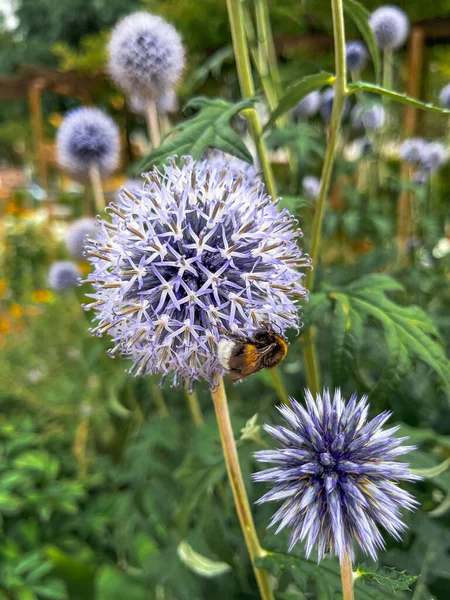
[302,0,347,394]
[211,377,274,600]
[150,377,169,418]
[382,47,394,133]
[89,164,105,212]
[147,100,161,148]
[184,385,205,427]
[340,554,355,600]
[226,0,277,200]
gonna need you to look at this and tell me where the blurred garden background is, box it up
[1,0,450,598]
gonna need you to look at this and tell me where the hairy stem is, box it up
[147,100,161,148]
[226,0,277,199]
[211,377,274,600]
[302,0,347,394]
[89,164,105,212]
[340,554,355,600]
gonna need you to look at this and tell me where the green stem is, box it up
[226,0,277,199]
[184,386,205,427]
[382,47,394,133]
[151,377,169,418]
[302,0,347,395]
[340,553,354,600]
[211,377,274,600]
[270,367,289,405]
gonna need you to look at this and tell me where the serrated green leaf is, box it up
[348,82,450,114]
[136,97,255,173]
[343,0,380,83]
[355,564,418,593]
[414,456,450,478]
[177,541,231,578]
[264,73,335,130]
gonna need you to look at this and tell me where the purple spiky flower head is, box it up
[302,176,321,199]
[66,218,98,260]
[351,104,385,131]
[399,138,427,165]
[292,91,321,119]
[82,157,310,388]
[48,261,80,291]
[253,389,420,563]
[108,12,185,100]
[57,108,120,179]
[439,83,450,109]
[201,150,260,183]
[345,41,368,72]
[369,6,409,50]
[419,141,449,173]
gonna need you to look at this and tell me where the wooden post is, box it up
[404,26,425,136]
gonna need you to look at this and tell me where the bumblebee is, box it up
[217,322,288,381]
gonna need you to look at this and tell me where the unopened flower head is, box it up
[254,389,420,563]
[66,218,98,260]
[83,157,309,388]
[399,138,427,165]
[292,91,321,119]
[108,12,185,99]
[48,261,80,291]
[57,107,120,178]
[369,6,409,50]
[439,83,450,109]
[345,41,368,72]
[351,104,385,131]
[302,176,321,199]
[320,87,350,122]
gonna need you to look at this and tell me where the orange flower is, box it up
[9,303,23,318]
[0,316,10,334]
[31,290,53,303]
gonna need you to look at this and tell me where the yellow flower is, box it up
[0,316,10,334]
[31,290,53,303]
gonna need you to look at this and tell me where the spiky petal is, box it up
[254,389,420,563]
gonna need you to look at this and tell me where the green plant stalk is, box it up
[151,376,169,418]
[269,367,289,405]
[258,0,282,99]
[184,385,205,427]
[211,376,274,600]
[340,554,355,600]
[302,0,348,396]
[382,48,394,134]
[227,0,289,405]
[226,0,277,200]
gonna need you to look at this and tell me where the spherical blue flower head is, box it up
[253,389,420,563]
[292,91,321,119]
[399,138,427,165]
[345,41,368,72]
[83,157,310,388]
[439,83,450,109]
[319,87,350,122]
[369,6,409,50]
[418,141,449,172]
[108,12,185,99]
[57,107,120,178]
[48,261,80,291]
[302,176,321,199]
[66,218,98,260]
[351,104,385,131]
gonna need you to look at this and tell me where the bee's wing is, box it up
[226,343,276,381]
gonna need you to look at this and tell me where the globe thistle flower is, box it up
[319,87,350,122]
[369,6,409,50]
[83,157,309,388]
[108,12,185,99]
[292,91,321,119]
[351,104,385,131]
[439,83,450,109]
[115,179,144,202]
[302,176,321,199]
[48,261,80,291]
[419,141,449,173]
[66,218,98,260]
[345,41,368,73]
[253,389,420,562]
[399,138,427,165]
[201,150,260,182]
[57,108,120,179]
